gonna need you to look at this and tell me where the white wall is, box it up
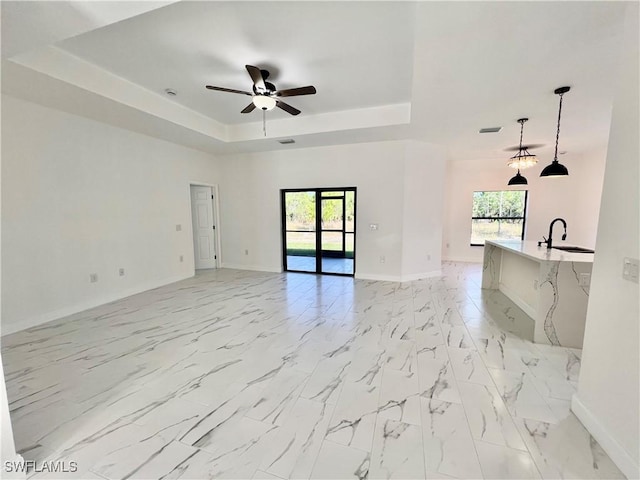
[401,141,446,279]
[0,95,25,479]
[442,149,606,262]
[1,94,221,335]
[218,139,446,281]
[572,4,639,478]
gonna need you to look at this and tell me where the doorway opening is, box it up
[190,184,219,270]
[281,188,356,276]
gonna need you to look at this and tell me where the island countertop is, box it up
[485,240,594,263]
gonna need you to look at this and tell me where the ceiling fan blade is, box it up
[241,102,256,114]
[274,86,317,97]
[206,85,252,96]
[276,100,301,116]
[246,65,267,92]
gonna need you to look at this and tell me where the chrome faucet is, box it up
[538,218,567,249]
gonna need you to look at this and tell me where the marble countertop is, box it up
[486,240,595,263]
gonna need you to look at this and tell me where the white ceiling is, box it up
[0,1,631,160]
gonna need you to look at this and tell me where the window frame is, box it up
[470,190,528,247]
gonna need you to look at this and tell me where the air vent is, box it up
[278,139,295,144]
[479,127,503,133]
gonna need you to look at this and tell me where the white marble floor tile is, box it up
[325,381,379,452]
[384,339,418,373]
[488,368,559,424]
[245,367,310,425]
[260,397,334,479]
[378,368,422,426]
[2,263,621,480]
[457,381,527,451]
[515,415,625,479]
[345,349,385,387]
[309,440,370,479]
[447,348,494,386]
[300,357,351,405]
[369,418,426,479]
[474,440,541,479]
[421,397,483,479]
[417,355,461,404]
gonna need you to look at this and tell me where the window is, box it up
[471,190,528,246]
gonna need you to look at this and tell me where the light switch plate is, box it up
[622,257,639,283]
[370,223,378,231]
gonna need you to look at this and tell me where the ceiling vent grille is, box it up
[479,127,503,133]
[278,139,295,144]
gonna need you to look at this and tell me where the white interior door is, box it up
[191,185,216,269]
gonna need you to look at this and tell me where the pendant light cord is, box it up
[553,93,564,162]
[518,119,524,151]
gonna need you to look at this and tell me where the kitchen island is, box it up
[482,240,594,348]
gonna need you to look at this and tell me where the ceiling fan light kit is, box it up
[252,95,276,111]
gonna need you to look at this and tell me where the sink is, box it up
[552,246,595,253]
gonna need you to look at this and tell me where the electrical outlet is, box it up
[119,268,125,277]
[579,273,590,286]
[369,224,378,231]
[379,255,385,264]
[176,224,182,232]
[179,255,184,262]
[90,273,98,283]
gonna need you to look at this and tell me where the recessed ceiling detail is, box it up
[1,1,629,156]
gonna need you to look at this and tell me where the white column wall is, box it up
[572,4,639,478]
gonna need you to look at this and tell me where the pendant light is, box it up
[508,170,528,185]
[507,118,537,170]
[507,118,533,185]
[540,86,570,177]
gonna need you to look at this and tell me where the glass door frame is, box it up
[281,187,357,277]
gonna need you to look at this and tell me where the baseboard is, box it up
[571,394,639,479]
[1,273,193,337]
[221,263,283,273]
[442,256,483,263]
[399,270,442,282]
[355,273,403,282]
[356,270,442,283]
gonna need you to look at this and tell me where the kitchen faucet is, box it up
[538,218,567,249]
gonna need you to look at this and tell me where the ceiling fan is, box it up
[205,65,316,116]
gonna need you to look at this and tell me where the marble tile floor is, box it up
[1,262,624,480]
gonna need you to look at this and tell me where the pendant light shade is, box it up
[507,118,537,170]
[541,86,570,177]
[540,160,569,177]
[508,170,528,185]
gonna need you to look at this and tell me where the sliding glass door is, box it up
[282,188,356,276]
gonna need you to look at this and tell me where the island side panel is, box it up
[482,242,501,289]
[536,261,592,348]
